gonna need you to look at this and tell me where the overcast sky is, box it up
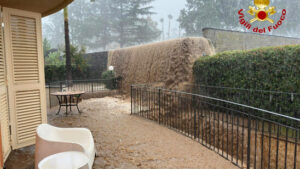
[151,0,186,38]
[152,0,186,27]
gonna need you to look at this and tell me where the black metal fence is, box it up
[131,84,300,169]
[47,78,121,108]
[184,84,299,119]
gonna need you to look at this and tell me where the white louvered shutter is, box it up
[3,8,47,149]
[0,7,11,160]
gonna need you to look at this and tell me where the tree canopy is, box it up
[178,0,300,37]
[43,0,160,51]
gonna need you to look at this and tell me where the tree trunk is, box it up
[161,22,164,40]
[168,19,171,39]
[64,7,72,82]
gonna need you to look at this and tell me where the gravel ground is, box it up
[5,97,238,169]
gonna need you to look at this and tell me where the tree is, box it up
[160,18,164,40]
[43,38,52,58]
[90,0,113,50]
[42,0,108,50]
[45,44,87,68]
[178,0,300,37]
[110,0,160,47]
[43,0,160,50]
[64,7,72,81]
[45,44,88,83]
[69,45,88,72]
[168,14,173,39]
[69,0,113,50]
[45,51,64,66]
[178,0,247,36]
[178,25,182,38]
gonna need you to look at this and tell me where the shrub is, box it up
[101,70,117,90]
[193,45,300,121]
[45,65,66,83]
[45,44,90,83]
[45,65,90,84]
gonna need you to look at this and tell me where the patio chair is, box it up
[38,151,89,169]
[35,124,95,169]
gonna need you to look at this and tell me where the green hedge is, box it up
[101,70,117,90]
[45,65,90,84]
[194,45,300,92]
[193,45,300,121]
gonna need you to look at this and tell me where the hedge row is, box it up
[45,65,97,84]
[193,45,300,121]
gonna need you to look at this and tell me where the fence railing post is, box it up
[91,81,94,93]
[49,83,52,108]
[60,82,63,92]
[159,88,161,124]
[247,114,251,169]
[193,95,197,139]
[292,93,298,169]
[131,85,133,115]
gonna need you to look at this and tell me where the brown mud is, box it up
[5,97,237,169]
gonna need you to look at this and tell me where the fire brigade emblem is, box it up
[248,0,276,23]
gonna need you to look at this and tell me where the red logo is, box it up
[238,0,286,33]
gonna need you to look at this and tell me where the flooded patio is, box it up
[5,96,238,169]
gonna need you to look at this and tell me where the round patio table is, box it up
[51,91,85,115]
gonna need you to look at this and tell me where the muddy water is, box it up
[51,97,238,169]
[5,97,238,169]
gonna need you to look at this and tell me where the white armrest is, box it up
[36,124,96,169]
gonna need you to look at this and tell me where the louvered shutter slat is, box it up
[10,16,39,84]
[0,7,12,161]
[3,7,47,149]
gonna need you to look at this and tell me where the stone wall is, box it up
[203,28,300,53]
